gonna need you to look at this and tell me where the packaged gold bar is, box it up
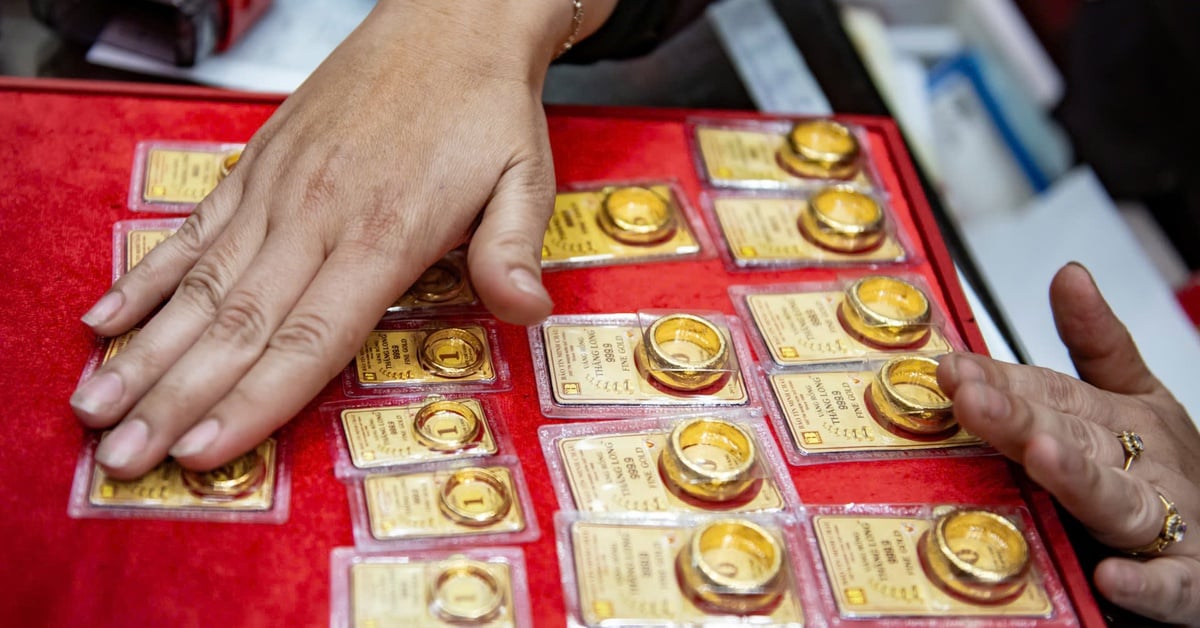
[329,547,533,627]
[347,457,538,551]
[529,312,757,419]
[810,504,1077,624]
[345,319,510,397]
[68,435,290,524]
[538,413,801,516]
[691,118,877,191]
[542,182,709,269]
[129,140,245,212]
[731,275,964,370]
[111,217,184,281]
[323,394,506,479]
[385,250,481,317]
[559,512,815,627]
[765,357,987,465]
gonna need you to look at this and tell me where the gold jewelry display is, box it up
[639,313,729,391]
[181,448,266,499]
[408,261,465,303]
[778,119,861,179]
[677,519,785,614]
[869,356,955,435]
[438,468,512,527]
[429,557,505,623]
[1126,490,1187,556]
[419,328,486,379]
[1116,431,1144,472]
[413,400,483,452]
[660,418,757,502]
[840,276,932,347]
[597,186,678,245]
[923,509,1030,604]
[798,186,885,253]
[218,150,242,180]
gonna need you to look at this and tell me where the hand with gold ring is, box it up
[937,263,1200,624]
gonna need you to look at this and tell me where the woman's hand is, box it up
[939,263,1200,624]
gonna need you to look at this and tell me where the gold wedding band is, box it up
[429,558,505,623]
[1126,491,1187,556]
[413,400,483,452]
[677,519,785,614]
[869,356,955,435]
[778,119,861,179]
[639,314,730,391]
[438,467,512,527]
[598,186,677,244]
[660,418,757,502]
[419,328,486,379]
[218,149,242,180]
[1117,431,1144,472]
[181,448,266,499]
[923,509,1030,604]
[840,276,932,347]
[798,186,885,253]
[408,261,466,303]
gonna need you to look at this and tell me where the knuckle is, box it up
[209,294,271,347]
[172,211,212,258]
[270,311,340,364]
[176,262,229,316]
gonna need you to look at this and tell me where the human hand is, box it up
[938,263,1200,624]
[70,0,575,479]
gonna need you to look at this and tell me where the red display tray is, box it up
[0,77,1104,627]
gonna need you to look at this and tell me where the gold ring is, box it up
[778,119,861,179]
[639,314,730,391]
[597,186,677,245]
[923,509,1030,604]
[413,400,483,452]
[438,467,512,527]
[1126,490,1187,556]
[798,186,885,253]
[840,276,932,347]
[218,149,242,180]
[660,418,757,502]
[419,328,486,379]
[181,448,266,499]
[428,558,505,623]
[677,519,785,614]
[1117,431,1144,472]
[408,261,466,303]
[869,356,955,435]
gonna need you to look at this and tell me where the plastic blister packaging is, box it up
[111,217,185,281]
[542,180,714,269]
[323,393,510,479]
[330,546,533,628]
[539,411,801,516]
[806,503,1078,625]
[129,140,244,212]
[384,249,483,318]
[343,318,511,397]
[528,310,760,419]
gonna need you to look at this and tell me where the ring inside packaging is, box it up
[437,467,514,527]
[868,356,955,435]
[798,186,885,253]
[778,119,861,180]
[677,518,785,614]
[428,557,506,623]
[922,508,1031,604]
[412,400,484,452]
[840,275,932,347]
[419,328,487,379]
[598,186,678,244]
[661,417,758,502]
[639,313,731,392]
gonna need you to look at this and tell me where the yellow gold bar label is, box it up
[350,561,515,628]
[542,185,699,265]
[142,148,227,204]
[696,128,871,187]
[356,327,495,385]
[714,197,903,263]
[341,400,497,468]
[125,229,175,271]
[364,467,524,540]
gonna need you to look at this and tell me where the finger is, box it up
[171,244,415,470]
[1094,556,1200,625]
[93,229,323,478]
[467,144,555,326]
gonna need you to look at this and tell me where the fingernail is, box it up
[71,371,124,416]
[96,419,149,469]
[81,291,124,327]
[169,419,220,458]
[509,267,550,301]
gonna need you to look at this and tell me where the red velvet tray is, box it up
[0,77,1104,627]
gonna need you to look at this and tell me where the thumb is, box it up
[467,157,556,326]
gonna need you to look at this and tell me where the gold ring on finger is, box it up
[1126,490,1187,556]
[1116,431,1144,472]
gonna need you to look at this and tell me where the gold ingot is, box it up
[181,448,266,499]
[677,519,785,614]
[640,314,730,391]
[408,261,466,304]
[840,276,932,347]
[869,356,955,435]
[778,119,861,179]
[798,186,885,253]
[438,467,513,527]
[419,328,486,379]
[413,400,483,452]
[660,418,757,502]
[218,149,242,180]
[428,558,505,623]
[924,509,1030,604]
[597,186,678,244]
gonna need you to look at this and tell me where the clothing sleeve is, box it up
[556,0,711,64]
